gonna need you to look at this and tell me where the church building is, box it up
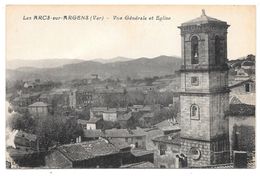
[153,10,232,168]
[178,10,231,167]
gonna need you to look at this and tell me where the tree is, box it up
[32,115,83,148]
[9,111,35,133]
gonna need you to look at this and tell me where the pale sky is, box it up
[6,5,256,61]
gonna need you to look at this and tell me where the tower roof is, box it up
[181,9,227,26]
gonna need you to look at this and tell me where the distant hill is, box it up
[6,55,182,81]
[92,56,133,63]
[6,59,84,69]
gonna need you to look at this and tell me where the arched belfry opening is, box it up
[215,35,221,65]
[191,36,199,64]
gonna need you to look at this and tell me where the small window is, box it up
[245,83,250,92]
[190,104,200,120]
[159,144,167,155]
[191,77,199,86]
[125,138,128,142]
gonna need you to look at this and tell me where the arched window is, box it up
[191,36,199,64]
[190,104,200,120]
[215,36,221,65]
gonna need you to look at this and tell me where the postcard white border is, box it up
[1,1,259,176]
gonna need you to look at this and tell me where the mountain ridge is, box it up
[6,55,182,81]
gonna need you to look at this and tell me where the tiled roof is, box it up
[108,138,131,150]
[91,107,127,113]
[141,112,154,119]
[15,130,37,142]
[77,119,88,125]
[228,104,255,116]
[120,161,155,168]
[91,107,108,112]
[28,102,48,107]
[103,108,117,113]
[87,117,101,123]
[39,94,49,98]
[104,128,146,138]
[229,79,254,89]
[131,105,153,112]
[83,127,147,139]
[181,10,227,26]
[242,61,255,67]
[96,88,124,94]
[132,105,144,109]
[57,139,119,161]
[229,96,242,104]
[131,149,154,157]
[83,129,102,138]
[155,120,181,132]
[152,133,181,145]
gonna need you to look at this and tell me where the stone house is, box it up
[229,79,255,105]
[152,133,181,168]
[102,109,118,121]
[12,93,40,108]
[90,107,128,122]
[69,89,93,109]
[90,107,108,118]
[228,104,255,155]
[103,128,147,149]
[77,117,103,130]
[28,102,50,117]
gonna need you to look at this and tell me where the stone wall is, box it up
[180,138,211,167]
[180,137,230,167]
[180,94,210,140]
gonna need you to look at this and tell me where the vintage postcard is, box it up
[5,5,256,169]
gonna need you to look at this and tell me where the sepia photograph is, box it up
[5,5,256,170]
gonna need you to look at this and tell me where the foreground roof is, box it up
[56,138,129,161]
[120,161,155,168]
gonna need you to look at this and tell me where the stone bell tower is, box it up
[178,10,230,167]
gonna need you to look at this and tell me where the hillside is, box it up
[6,59,84,70]
[6,55,182,81]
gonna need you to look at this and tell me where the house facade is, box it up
[28,102,49,117]
[152,133,181,168]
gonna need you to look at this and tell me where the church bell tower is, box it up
[178,10,230,167]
